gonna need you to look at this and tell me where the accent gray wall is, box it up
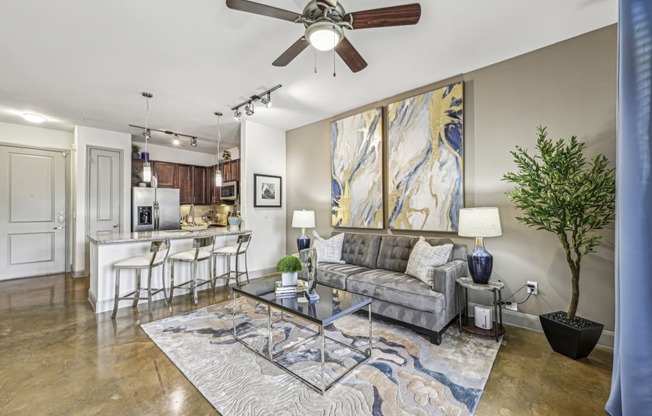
[286,25,617,331]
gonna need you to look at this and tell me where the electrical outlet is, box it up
[527,281,538,295]
[506,302,517,311]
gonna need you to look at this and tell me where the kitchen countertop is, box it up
[89,228,251,245]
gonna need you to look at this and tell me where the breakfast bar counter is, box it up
[88,228,251,314]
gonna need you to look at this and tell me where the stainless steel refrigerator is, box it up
[132,188,181,232]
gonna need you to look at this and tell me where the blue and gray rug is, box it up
[141,299,501,415]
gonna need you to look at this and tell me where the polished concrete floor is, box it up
[0,273,613,415]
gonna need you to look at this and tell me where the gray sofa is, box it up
[306,233,467,344]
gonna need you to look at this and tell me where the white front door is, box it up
[0,146,67,280]
[88,147,121,237]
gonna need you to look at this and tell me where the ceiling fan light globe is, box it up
[306,22,343,51]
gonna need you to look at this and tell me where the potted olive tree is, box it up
[503,126,615,359]
[276,255,303,287]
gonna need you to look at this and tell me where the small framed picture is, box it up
[254,174,282,208]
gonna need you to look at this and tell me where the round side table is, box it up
[456,277,505,342]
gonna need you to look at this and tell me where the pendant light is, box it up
[141,92,153,183]
[214,112,223,187]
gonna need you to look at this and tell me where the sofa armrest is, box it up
[433,259,468,324]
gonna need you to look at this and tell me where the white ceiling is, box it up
[0,0,617,153]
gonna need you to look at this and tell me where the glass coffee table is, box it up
[232,279,372,394]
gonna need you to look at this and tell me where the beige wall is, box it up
[286,26,617,333]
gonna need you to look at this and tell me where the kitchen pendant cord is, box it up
[144,96,150,157]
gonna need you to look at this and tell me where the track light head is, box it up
[191,137,198,147]
[234,108,242,121]
[172,134,180,146]
[245,102,254,116]
[261,93,272,108]
[143,129,151,141]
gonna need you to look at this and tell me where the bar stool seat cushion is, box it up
[114,254,166,268]
[169,250,211,261]
[212,245,246,255]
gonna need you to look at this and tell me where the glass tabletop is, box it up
[232,278,371,326]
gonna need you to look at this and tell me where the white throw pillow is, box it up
[405,237,453,287]
[312,231,345,263]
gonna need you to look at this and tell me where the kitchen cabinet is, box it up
[207,165,221,204]
[178,164,193,204]
[153,161,178,188]
[193,166,207,205]
[221,159,240,182]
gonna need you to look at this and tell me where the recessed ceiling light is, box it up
[22,112,47,123]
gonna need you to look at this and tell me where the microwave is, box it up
[220,181,238,200]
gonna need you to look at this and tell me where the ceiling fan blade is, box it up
[272,37,310,67]
[345,3,421,30]
[335,38,368,73]
[322,0,337,7]
[226,0,301,22]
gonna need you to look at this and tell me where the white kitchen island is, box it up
[88,228,251,314]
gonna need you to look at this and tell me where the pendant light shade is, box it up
[143,162,152,182]
[215,169,223,187]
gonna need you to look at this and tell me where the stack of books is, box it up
[275,280,306,298]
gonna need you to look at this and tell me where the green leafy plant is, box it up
[276,255,302,273]
[502,126,615,320]
[222,150,231,161]
[131,144,141,153]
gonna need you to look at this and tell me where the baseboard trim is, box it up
[72,269,88,278]
[468,302,614,349]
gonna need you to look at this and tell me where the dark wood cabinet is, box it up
[220,159,240,182]
[193,166,207,205]
[207,165,221,204]
[153,161,178,188]
[178,164,193,204]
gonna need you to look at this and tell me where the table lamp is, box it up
[458,207,502,284]
[292,209,315,251]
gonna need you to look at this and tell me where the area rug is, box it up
[141,299,501,416]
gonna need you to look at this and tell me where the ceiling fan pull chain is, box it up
[333,48,337,77]
[314,49,318,74]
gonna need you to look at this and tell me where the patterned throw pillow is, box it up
[312,231,345,264]
[405,236,453,287]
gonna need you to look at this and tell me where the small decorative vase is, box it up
[132,152,141,159]
[140,151,149,160]
[281,272,298,287]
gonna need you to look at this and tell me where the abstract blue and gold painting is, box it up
[331,107,384,229]
[387,82,464,231]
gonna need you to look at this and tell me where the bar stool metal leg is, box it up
[133,269,141,308]
[112,269,121,319]
[244,252,250,284]
[192,261,199,305]
[169,261,176,303]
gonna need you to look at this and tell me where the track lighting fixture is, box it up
[130,123,203,150]
[231,84,282,120]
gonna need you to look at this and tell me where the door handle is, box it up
[53,226,64,230]
[113,224,119,228]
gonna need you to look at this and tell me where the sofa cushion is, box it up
[317,263,370,290]
[341,233,382,269]
[312,231,344,263]
[376,235,416,273]
[405,237,454,288]
[347,269,444,313]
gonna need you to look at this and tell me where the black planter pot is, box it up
[539,311,604,359]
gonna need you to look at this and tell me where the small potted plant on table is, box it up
[276,255,303,287]
[503,126,615,359]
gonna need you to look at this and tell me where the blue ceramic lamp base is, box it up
[468,237,494,284]
[297,232,311,252]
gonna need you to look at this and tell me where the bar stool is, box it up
[111,239,170,319]
[168,236,215,305]
[212,233,252,286]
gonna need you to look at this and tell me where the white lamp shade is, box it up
[458,207,502,237]
[143,162,152,183]
[292,210,315,228]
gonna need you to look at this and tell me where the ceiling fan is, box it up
[225,0,421,73]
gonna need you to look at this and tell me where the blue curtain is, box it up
[606,1,652,414]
